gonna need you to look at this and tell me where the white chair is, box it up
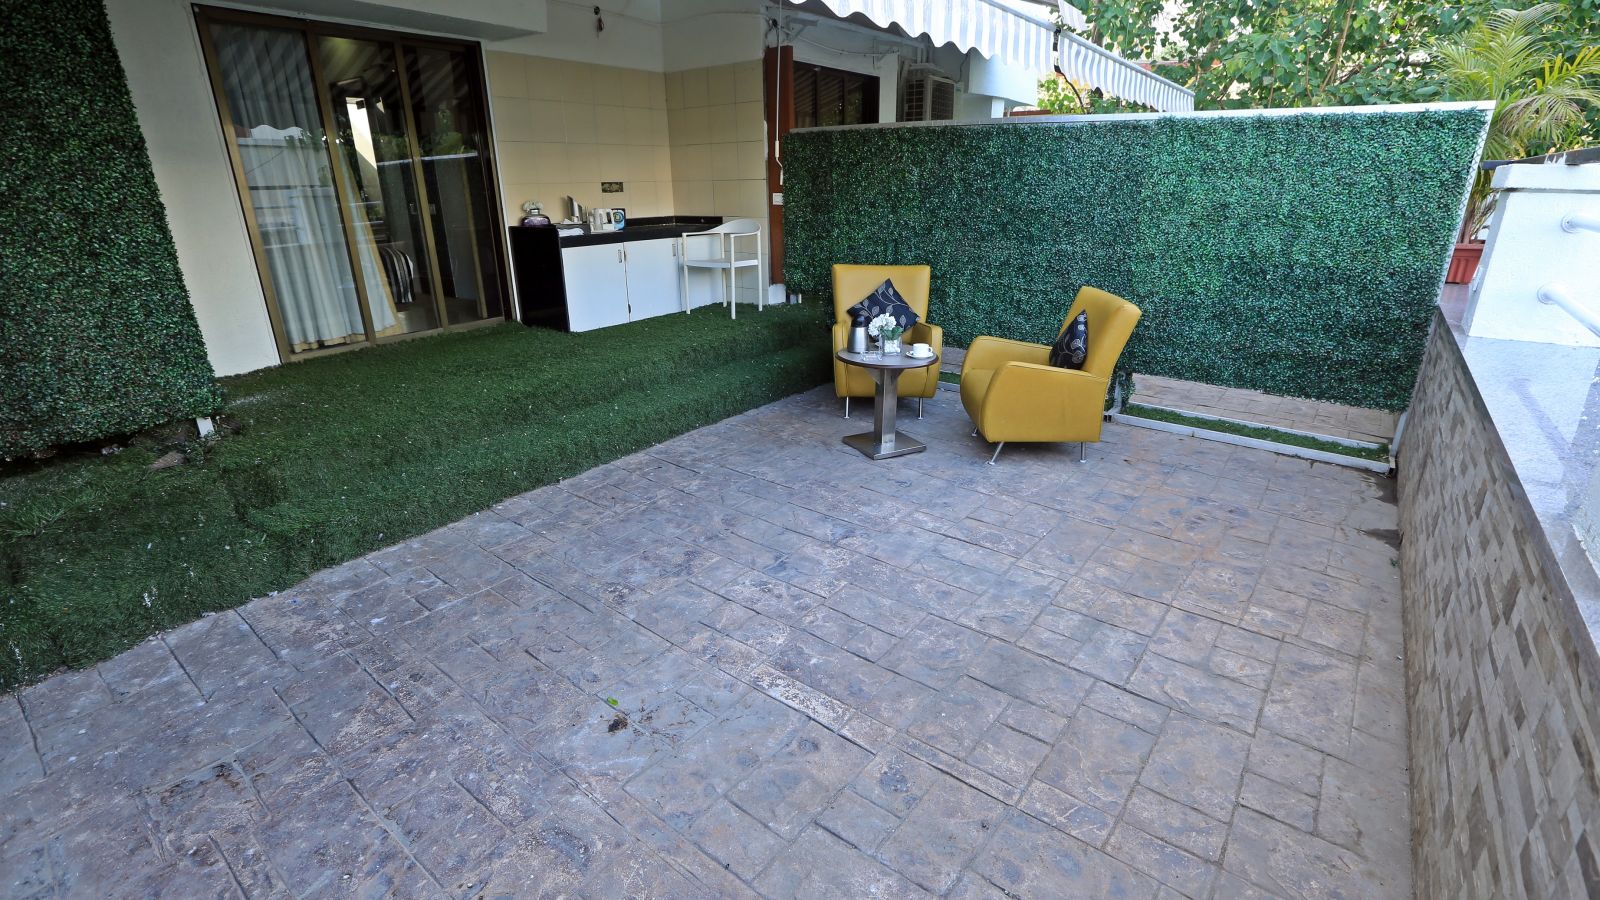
[679,218,765,319]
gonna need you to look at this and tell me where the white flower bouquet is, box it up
[867,312,904,347]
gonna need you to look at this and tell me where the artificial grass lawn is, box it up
[0,306,830,690]
[1120,403,1392,463]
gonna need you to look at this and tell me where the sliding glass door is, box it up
[318,35,440,337]
[406,44,504,326]
[198,8,506,359]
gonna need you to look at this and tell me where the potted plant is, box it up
[1432,3,1600,282]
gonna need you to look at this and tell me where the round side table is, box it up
[835,349,940,460]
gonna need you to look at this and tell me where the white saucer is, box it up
[906,352,934,360]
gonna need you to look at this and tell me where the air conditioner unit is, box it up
[899,68,955,122]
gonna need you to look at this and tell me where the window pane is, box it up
[319,35,440,336]
[403,45,506,325]
[209,22,367,352]
[794,67,817,129]
[792,64,876,128]
[817,71,843,127]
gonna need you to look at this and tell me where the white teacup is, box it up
[909,343,933,358]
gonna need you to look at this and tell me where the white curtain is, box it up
[211,24,396,348]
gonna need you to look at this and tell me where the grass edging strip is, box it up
[1113,403,1392,472]
[1128,402,1387,451]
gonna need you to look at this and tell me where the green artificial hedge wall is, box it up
[1,0,221,457]
[783,108,1489,411]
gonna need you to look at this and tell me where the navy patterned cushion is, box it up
[1050,311,1089,369]
[846,279,921,330]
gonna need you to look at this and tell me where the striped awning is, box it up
[1058,29,1195,112]
[796,0,1196,113]
[801,0,1056,72]
[1056,0,1087,32]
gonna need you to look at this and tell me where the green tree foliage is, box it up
[1433,2,1600,160]
[1434,4,1600,235]
[1073,0,1599,114]
[1037,73,1148,114]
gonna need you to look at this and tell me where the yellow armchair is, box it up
[961,286,1142,463]
[831,264,944,418]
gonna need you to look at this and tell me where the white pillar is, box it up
[1464,162,1600,348]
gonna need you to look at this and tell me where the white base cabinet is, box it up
[559,238,683,332]
[623,239,684,320]
[561,244,630,332]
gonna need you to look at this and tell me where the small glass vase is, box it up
[882,335,903,355]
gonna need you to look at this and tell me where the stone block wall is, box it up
[1398,320,1600,897]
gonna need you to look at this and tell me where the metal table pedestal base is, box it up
[843,367,927,459]
[843,430,926,460]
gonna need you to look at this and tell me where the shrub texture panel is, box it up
[0,0,221,456]
[782,109,1488,410]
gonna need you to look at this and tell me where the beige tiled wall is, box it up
[486,52,774,299]
[665,61,767,220]
[487,51,673,224]
[667,60,770,299]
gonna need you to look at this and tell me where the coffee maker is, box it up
[587,208,626,232]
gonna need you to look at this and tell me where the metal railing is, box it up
[1537,282,1600,339]
[1544,203,1600,337]
[1562,209,1600,234]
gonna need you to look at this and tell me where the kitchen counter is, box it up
[508,214,723,248]
[516,215,724,248]
[507,216,725,331]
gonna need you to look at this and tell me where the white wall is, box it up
[488,0,666,69]
[227,0,549,39]
[661,0,765,70]
[1465,163,1600,348]
[105,0,281,376]
[966,53,1039,108]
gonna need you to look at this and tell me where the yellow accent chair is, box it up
[960,286,1142,464]
[832,264,944,418]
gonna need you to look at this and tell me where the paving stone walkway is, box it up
[1,386,1412,898]
[1131,375,1399,446]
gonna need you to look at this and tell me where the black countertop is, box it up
[510,215,724,248]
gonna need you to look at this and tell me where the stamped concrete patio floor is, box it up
[2,386,1411,899]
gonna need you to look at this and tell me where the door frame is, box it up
[763,45,793,285]
[193,5,511,362]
